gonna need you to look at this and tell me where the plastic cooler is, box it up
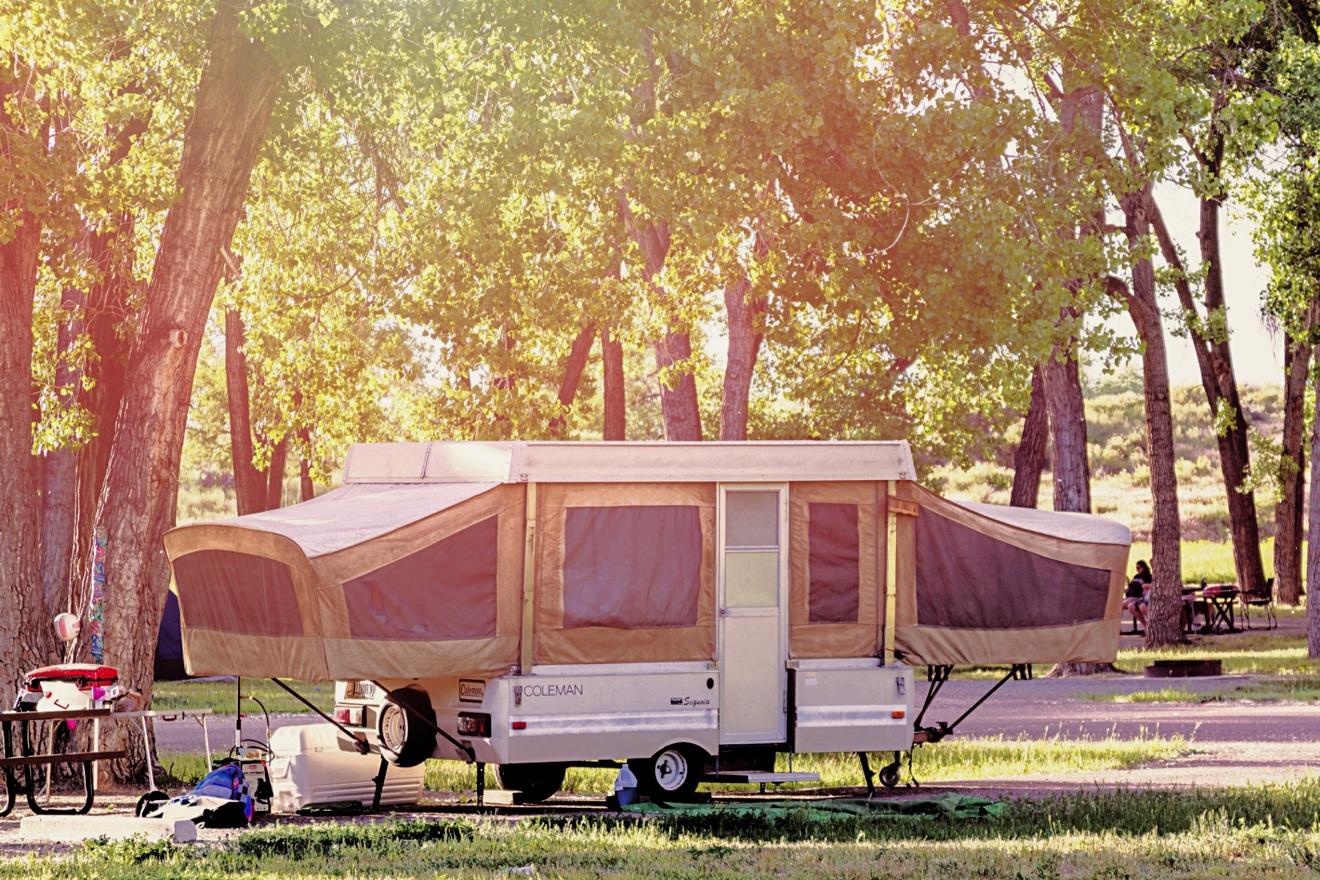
[19,663,120,712]
[267,723,425,813]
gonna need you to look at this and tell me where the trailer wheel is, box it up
[879,761,901,789]
[629,744,702,800]
[493,763,566,803]
[377,687,435,768]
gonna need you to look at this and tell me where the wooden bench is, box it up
[0,708,125,816]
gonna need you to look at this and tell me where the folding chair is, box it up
[1239,576,1277,630]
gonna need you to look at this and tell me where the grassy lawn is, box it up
[956,632,1317,680]
[1080,678,1320,704]
[11,781,1320,879]
[152,678,334,715]
[1115,634,1317,677]
[161,734,1189,790]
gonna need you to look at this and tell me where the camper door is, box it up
[717,484,788,745]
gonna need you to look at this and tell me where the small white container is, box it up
[267,723,425,813]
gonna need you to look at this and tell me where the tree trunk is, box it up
[1198,181,1267,598]
[721,275,766,441]
[40,286,85,614]
[1041,350,1091,513]
[548,322,596,437]
[225,309,267,516]
[0,68,53,693]
[1306,344,1320,658]
[620,202,703,442]
[1277,329,1312,605]
[298,427,315,501]
[0,208,51,696]
[265,434,288,510]
[1119,193,1184,648]
[1044,67,1098,516]
[602,328,625,440]
[1010,366,1049,508]
[68,221,135,625]
[653,331,703,441]
[94,3,286,783]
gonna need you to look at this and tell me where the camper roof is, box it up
[342,440,917,484]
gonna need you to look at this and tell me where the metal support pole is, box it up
[199,714,213,766]
[520,483,538,674]
[884,480,899,664]
[235,676,242,752]
[140,715,155,791]
[858,752,875,798]
[371,756,389,811]
[475,761,485,807]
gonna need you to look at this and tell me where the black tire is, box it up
[879,762,900,789]
[376,687,435,768]
[492,762,566,803]
[629,744,702,800]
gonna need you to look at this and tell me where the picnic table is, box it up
[1199,584,1240,634]
[0,707,124,816]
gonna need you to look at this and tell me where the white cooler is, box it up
[267,723,426,813]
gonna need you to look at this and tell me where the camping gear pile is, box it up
[137,761,259,828]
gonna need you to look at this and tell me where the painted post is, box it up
[89,527,108,664]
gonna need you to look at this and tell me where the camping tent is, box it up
[164,441,1130,681]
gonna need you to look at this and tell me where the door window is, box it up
[724,490,780,608]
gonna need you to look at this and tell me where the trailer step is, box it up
[702,771,820,785]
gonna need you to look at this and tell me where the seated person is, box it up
[1122,559,1153,633]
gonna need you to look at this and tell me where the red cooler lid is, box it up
[24,663,119,687]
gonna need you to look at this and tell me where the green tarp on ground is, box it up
[622,794,1007,823]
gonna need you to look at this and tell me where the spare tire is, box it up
[492,762,566,803]
[376,687,435,768]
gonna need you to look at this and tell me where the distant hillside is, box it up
[930,383,1288,542]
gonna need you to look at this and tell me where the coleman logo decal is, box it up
[459,680,485,703]
[516,683,583,699]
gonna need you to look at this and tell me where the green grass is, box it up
[12,781,1320,878]
[1080,677,1320,704]
[161,734,1188,790]
[1115,634,1317,677]
[151,678,334,715]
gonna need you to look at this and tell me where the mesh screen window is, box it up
[807,502,861,623]
[342,516,500,641]
[563,505,702,629]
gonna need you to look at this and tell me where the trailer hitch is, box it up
[912,663,1031,744]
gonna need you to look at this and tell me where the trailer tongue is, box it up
[166,441,1130,801]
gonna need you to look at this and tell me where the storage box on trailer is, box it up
[267,723,424,813]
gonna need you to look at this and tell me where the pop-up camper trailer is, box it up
[164,441,1131,800]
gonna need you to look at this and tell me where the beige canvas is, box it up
[165,485,524,680]
[787,481,883,658]
[892,482,1130,665]
[533,482,717,665]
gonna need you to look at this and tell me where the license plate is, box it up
[342,680,377,701]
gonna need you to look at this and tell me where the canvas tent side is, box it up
[163,481,525,680]
[890,482,1130,665]
[165,441,1130,682]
